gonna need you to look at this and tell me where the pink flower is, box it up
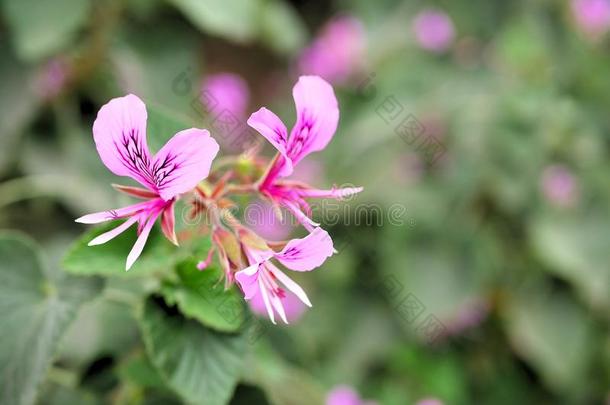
[298,16,366,85]
[201,72,250,120]
[412,9,455,53]
[326,385,378,405]
[571,0,610,40]
[416,399,444,405]
[541,164,579,208]
[37,57,71,99]
[248,76,362,232]
[76,94,219,270]
[235,227,334,324]
[445,298,489,336]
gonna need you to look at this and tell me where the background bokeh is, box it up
[0,0,609,404]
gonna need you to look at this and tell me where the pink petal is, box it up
[266,263,312,307]
[248,289,308,323]
[282,200,319,232]
[153,128,219,201]
[297,185,364,199]
[269,294,288,324]
[112,184,159,199]
[125,211,160,271]
[258,278,276,324]
[88,216,138,246]
[75,200,150,224]
[274,227,334,271]
[92,94,156,190]
[287,76,339,166]
[247,108,293,176]
[160,203,178,245]
[235,264,261,300]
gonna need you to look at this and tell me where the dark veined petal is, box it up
[92,94,157,190]
[153,128,219,201]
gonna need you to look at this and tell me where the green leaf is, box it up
[161,261,245,332]
[258,0,306,55]
[1,0,91,61]
[0,42,39,174]
[166,0,259,42]
[242,342,326,405]
[530,213,610,311]
[138,297,247,405]
[117,352,168,390]
[0,232,103,405]
[63,221,193,277]
[504,288,594,395]
[38,383,100,405]
[110,24,202,117]
[59,296,140,367]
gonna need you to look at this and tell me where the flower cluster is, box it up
[77,75,362,324]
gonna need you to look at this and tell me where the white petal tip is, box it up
[125,258,136,271]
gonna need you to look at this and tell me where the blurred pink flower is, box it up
[326,385,378,405]
[298,16,366,85]
[393,153,424,186]
[201,72,250,119]
[416,398,444,405]
[201,73,250,151]
[445,298,489,336]
[412,9,455,53]
[37,58,70,99]
[541,164,579,208]
[247,200,293,241]
[571,0,610,40]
